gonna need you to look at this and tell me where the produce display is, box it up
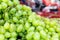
[0,0,60,40]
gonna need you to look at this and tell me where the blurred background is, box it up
[20,0,60,18]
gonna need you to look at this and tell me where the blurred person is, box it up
[42,0,58,12]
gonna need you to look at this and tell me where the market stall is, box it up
[0,0,60,40]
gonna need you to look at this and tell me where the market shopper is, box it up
[20,0,60,12]
[31,0,43,12]
[42,0,59,12]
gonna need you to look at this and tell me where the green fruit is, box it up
[44,19,50,25]
[1,2,7,9]
[0,34,5,40]
[44,29,48,33]
[0,27,6,34]
[5,32,11,38]
[13,0,19,5]
[4,22,10,30]
[48,28,55,32]
[17,24,23,32]
[50,33,59,40]
[19,19,24,24]
[0,5,2,10]
[27,27,35,33]
[11,32,17,38]
[4,12,9,20]
[32,20,40,26]
[40,30,47,39]
[33,32,40,40]
[15,12,20,18]
[16,5,22,10]
[10,8,16,14]
[55,27,60,33]
[2,0,8,3]
[50,21,57,27]
[13,17,18,23]
[0,0,2,3]
[26,32,34,40]
[0,0,60,40]
[5,39,8,40]
[9,24,16,32]
[24,22,30,30]
[36,26,43,31]
[18,11,22,16]
[22,11,27,16]
[28,16,33,22]
[9,38,16,40]
[0,20,4,25]
[8,1,13,6]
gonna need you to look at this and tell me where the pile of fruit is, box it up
[0,0,60,40]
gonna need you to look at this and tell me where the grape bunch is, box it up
[0,0,60,40]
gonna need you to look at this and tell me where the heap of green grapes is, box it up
[0,0,60,40]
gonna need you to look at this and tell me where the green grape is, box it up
[10,32,17,38]
[19,19,24,24]
[55,27,60,33]
[0,27,6,34]
[39,21,45,27]
[24,22,30,30]
[4,22,10,30]
[26,6,31,11]
[22,5,27,11]
[9,38,16,40]
[19,33,24,38]
[1,2,7,9]
[40,30,47,39]
[13,0,19,5]
[17,10,22,16]
[26,32,34,40]
[0,4,2,10]
[50,33,59,40]
[44,19,50,25]
[0,20,4,25]
[13,17,18,23]
[0,0,2,3]
[49,21,57,27]
[47,34,51,39]
[27,11,32,15]
[17,24,23,32]
[27,26,35,33]
[36,26,43,31]
[5,39,8,40]
[8,0,13,6]
[46,25,50,29]
[15,12,20,18]
[9,24,16,32]
[48,28,55,32]
[16,5,22,10]
[48,32,52,35]
[32,20,40,26]
[28,16,33,22]
[4,12,9,20]
[0,34,5,40]
[44,29,48,33]
[36,15,41,20]
[5,32,11,38]
[22,11,27,16]
[9,8,16,14]
[33,32,40,40]
[2,0,8,3]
